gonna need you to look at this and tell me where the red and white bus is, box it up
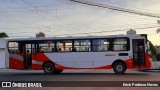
[0,30,154,74]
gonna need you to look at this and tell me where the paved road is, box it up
[0,69,160,90]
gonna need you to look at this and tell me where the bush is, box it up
[0,32,9,38]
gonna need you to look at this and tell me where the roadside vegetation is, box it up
[155,46,160,61]
[0,32,9,38]
[156,29,160,61]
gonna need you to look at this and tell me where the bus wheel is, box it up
[55,69,63,74]
[113,62,126,74]
[43,63,55,74]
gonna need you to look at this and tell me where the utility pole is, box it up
[47,26,51,37]
[36,6,38,14]
[45,6,48,15]
[55,9,58,17]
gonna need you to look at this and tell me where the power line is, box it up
[0,12,39,28]
[0,8,156,28]
[69,0,160,18]
[52,25,160,37]
[16,0,80,31]
[1,0,156,29]
[10,0,60,29]
[7,25,160,38]
[105,0,132,5]
[1,0,159,38]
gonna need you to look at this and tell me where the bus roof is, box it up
[7,34,146,42]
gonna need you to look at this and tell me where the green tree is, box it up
[0,32,9,38]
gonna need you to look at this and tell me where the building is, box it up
[0,38,8,68]
[36,32,45,38]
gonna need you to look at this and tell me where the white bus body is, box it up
[1,33,153,74]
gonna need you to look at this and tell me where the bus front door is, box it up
[132,39,145,68]
[25,43,38,69]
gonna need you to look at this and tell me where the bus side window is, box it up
[52,48,55,52]
[74,40,91,52]
[123,45,127,51]
[38,41,55,53]
[39,47,44,52]
[72,47,77,52]
[92,39,109,52]
[112,38,128,51]
[101,48,106,51]
[57,41,72,52]
[58,48,61,52]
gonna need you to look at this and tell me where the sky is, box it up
[0,0,160,45]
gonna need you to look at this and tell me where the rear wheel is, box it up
[55,69,63,74]
[43,63,55,74]
[113,62,126,74]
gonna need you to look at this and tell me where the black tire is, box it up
[55,69,63,74]
[43,63,55,74]
[113,62,126,74]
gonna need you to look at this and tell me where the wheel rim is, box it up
[117,65,123,72]
[46,66,52,72]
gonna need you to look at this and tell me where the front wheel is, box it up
[113,62,126,74]
[43,63,55,74]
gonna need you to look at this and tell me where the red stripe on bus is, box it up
[145,52,151,68]
[54,63,112,69]
[17,53,24,57]
[32,64,42,70]
[125,58,133,69]
[32,53,51,62]
[9,57,24,70]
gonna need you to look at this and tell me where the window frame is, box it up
[8,41,20,54]
[92,39,110,52]
[8,37,130,53]
[38,41,55,53]
[73,39,91,52]
[56,40,73,52]
[111,37,130,51]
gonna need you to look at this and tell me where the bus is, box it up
[0,30,154,74]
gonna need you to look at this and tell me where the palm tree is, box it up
[157,28,160,33]
[148,41,157,61]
